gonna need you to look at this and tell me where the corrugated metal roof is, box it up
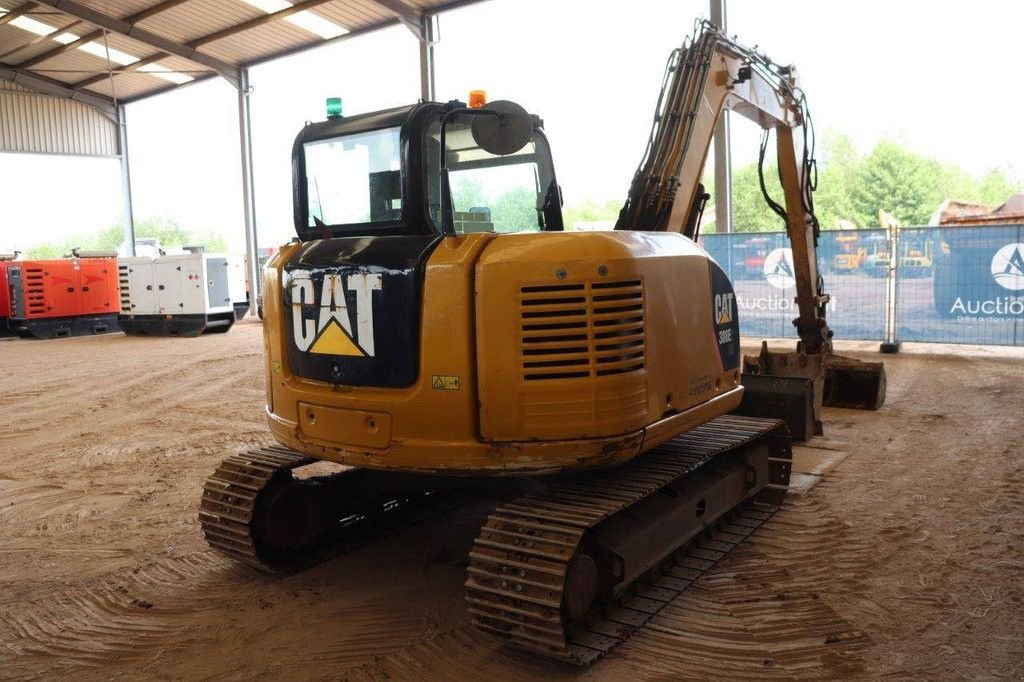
[0,0,483,109]
[136,1,265,45]
[0,78,119,155]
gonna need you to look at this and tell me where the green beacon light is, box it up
[326,97,343,119]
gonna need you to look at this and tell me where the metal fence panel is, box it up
[699,230,887,342]
[897,225,1024,345]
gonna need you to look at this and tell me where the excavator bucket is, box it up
[741,342,886,435]
[822,352,887,410]
[736,373,816,441]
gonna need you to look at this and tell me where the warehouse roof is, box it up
[0,0,478,109]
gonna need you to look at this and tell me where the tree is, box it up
[23,243,64,259]
[491,186,539,232]
[562,197,623,229]
[850,140,941,227]
[936,163,982,205]
[813,131,860,228]
[452,176,486,212]
[23,215,228,258]
[979,168,1022,206]
[731,161,785,232]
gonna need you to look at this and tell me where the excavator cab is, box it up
[292,100,563,241]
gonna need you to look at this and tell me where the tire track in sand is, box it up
[342,496,872,680]
[0,551,246,674]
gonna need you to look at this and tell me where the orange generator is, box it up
[5,252,120,339]
[0,256,12,336]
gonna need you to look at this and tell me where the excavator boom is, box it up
[617,20,885,421]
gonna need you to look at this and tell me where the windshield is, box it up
[426,116,560,234]
[304,126,402,228]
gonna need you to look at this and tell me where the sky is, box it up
[1,0,1023,253]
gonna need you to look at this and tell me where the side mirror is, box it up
[439,101,534,236]
[471,101,532,156]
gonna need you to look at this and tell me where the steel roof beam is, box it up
[32,0,240,86]
[195,0,337,46]
[365,0,431,41]
[11,0,191,69]
[0,19,81,61]
[70,52,168,89]
[69,0,336,91]
[16,28,93,67]
[0,62,116,118]
[0,2,38,28]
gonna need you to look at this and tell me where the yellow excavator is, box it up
[200,21,885,664]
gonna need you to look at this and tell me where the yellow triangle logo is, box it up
[309,319,365,356]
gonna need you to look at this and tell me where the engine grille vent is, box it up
[118,264,132,313]
[519,278,645,381]
[24,267,46,315]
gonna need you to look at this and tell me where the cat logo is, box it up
[289,269,381,356]
[714,292,734,324]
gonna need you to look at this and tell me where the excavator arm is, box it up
[617,21,885,428]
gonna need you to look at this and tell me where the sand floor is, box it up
[0,321,1021,679]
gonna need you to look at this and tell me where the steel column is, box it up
[117,104,135,256]
[710,0,732,233]
[418,13,436,101]
[237,68,259,316]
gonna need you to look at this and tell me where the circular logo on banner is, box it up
[764,247,796,289]
[991,243,1024,291]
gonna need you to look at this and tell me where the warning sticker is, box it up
[431,375,460,391]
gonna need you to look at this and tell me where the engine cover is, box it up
[282,235,438,388]
[474,231,740,442]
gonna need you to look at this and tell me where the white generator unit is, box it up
[118,252,249,336]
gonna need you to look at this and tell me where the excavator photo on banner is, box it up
[199,19,886,666]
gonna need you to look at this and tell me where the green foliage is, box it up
[813,131,860,229]
[936,164,981,205]
[452,176,486,211]
[850,140,941,226]
[561,197,623,229]
[491,186,539,232]
[24,215,228,259]
[722,133,1022,231]
[732,161,785,233]
[23,243,64,259]
[979,168,1020,207]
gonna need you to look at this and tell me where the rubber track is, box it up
[199,446,316,571]
[465,414,792,665]
[200,446,474,573]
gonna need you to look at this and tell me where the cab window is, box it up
[425,116,561,234]
[304,126,402,229]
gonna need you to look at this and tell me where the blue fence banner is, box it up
[699,224,1024,347]
[898,225,1024,345]
[699,229,888,342]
